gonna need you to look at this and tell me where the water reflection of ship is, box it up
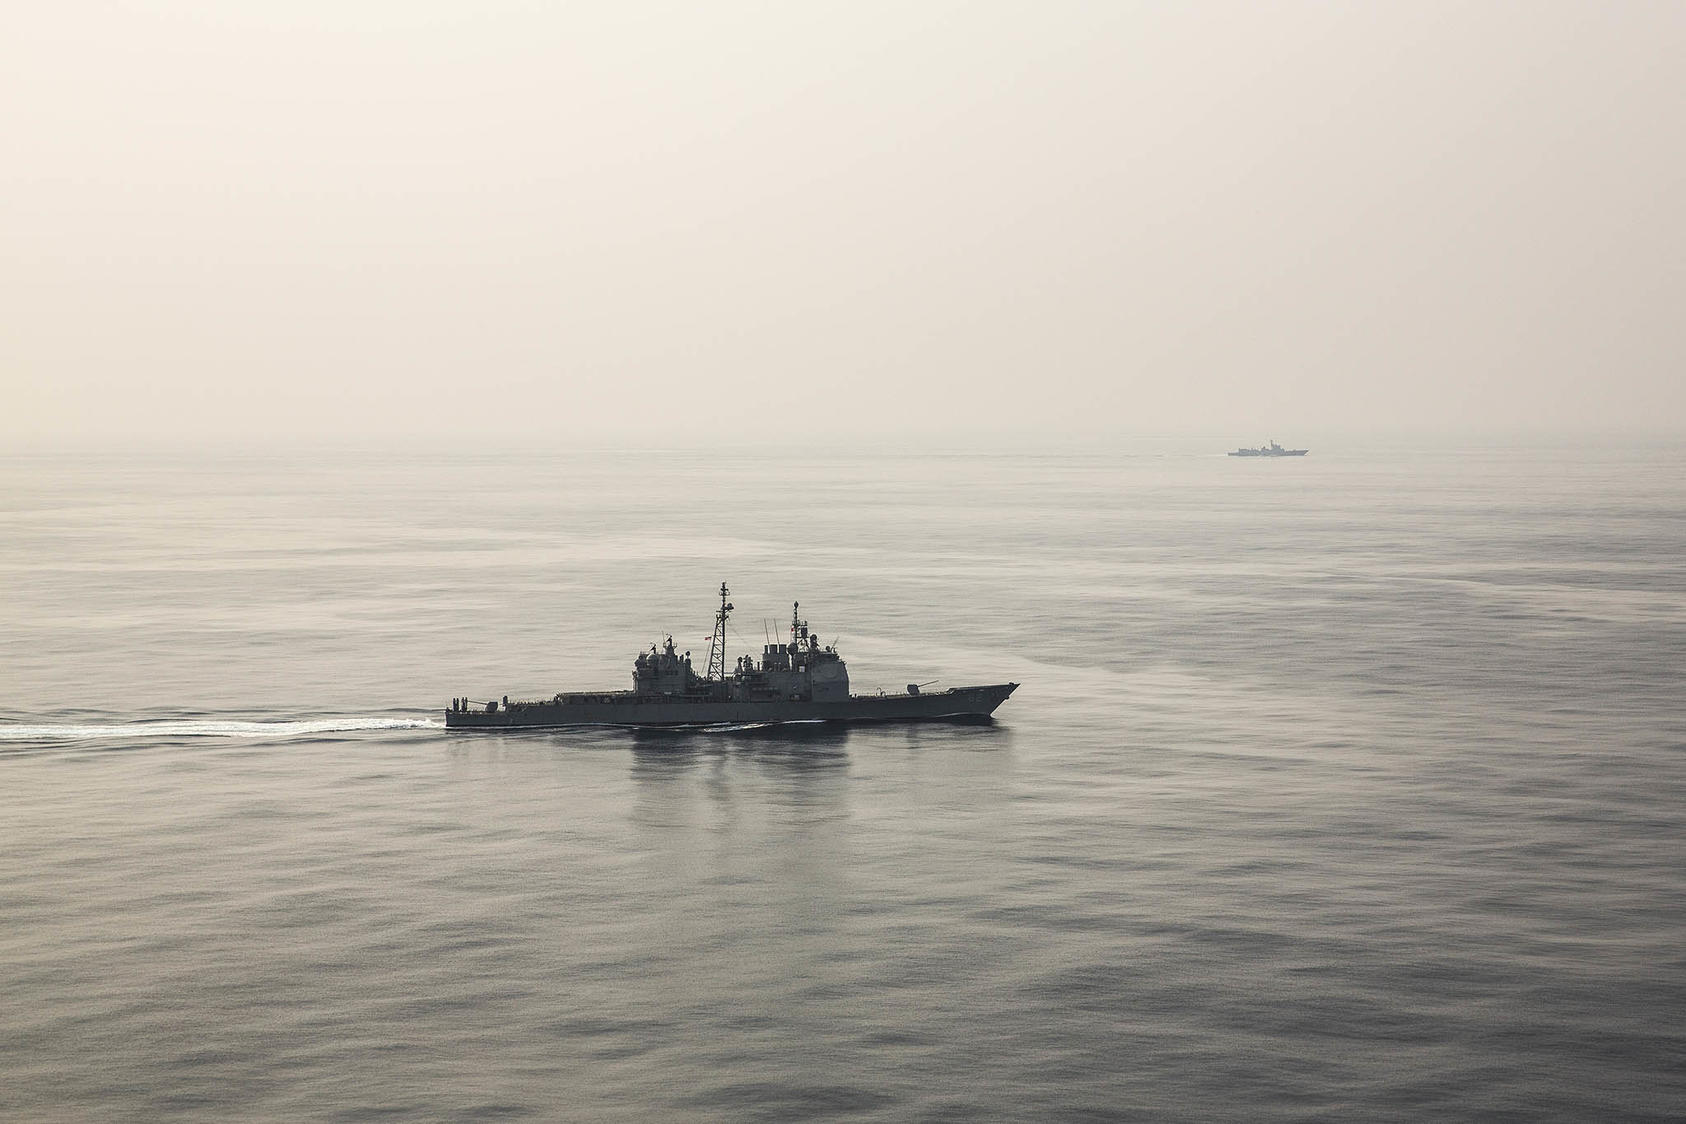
[628,722,856,761]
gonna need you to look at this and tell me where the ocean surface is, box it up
[3,437,1683,1122]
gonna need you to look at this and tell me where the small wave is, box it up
[0,717,443,742]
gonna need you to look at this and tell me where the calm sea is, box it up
[3,438,1683,1122]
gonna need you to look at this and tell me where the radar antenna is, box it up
[706,582,734,681]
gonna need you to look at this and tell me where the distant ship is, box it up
[446,585,1018,729]
[1228,439,1308,457]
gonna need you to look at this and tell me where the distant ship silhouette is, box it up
[1229,439,1308,457]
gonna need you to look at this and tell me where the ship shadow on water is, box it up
[624,715,1010,775]
[627,721,857,771]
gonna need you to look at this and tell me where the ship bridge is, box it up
[632,635,707,697]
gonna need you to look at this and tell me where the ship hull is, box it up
[446,683,1018,730]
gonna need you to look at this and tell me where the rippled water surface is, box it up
[3,439,1683,1121]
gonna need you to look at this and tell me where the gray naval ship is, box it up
[446,585,1018,730]
[1229,439,1308,457]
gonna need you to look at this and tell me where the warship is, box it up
[445,585,1018,730]
[1228,439,1308,457]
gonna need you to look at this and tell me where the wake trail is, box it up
[0,717,444,742]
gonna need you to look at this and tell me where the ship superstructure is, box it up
[446,584,1016,729]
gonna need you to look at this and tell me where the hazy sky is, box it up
[5,1,1683,443]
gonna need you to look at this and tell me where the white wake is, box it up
[0,717,443,742]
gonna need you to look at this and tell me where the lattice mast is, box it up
[706,582,734,681]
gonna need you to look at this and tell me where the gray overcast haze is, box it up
[5,1,1684,444]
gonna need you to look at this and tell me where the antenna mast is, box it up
[706,582,733,681]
